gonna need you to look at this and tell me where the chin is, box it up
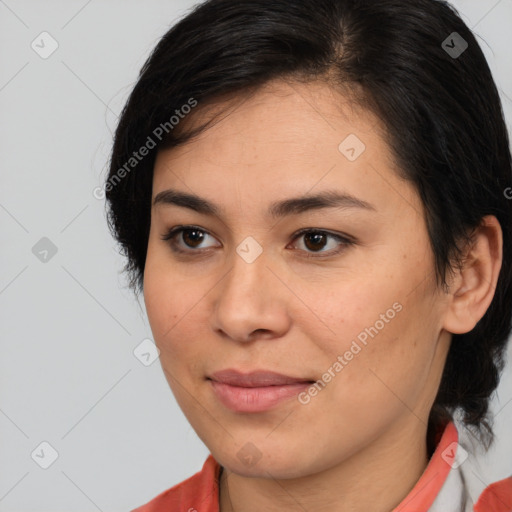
[212,443,317,479]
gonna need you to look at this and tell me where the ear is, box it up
[442,215,503,335]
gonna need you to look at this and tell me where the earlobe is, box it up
[442,215,503,335]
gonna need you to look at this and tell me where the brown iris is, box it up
[303,232,328,252]
[182,229,205,248]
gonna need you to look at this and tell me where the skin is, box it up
[143,79,503,512]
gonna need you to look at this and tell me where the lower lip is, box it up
[209,380,312,412]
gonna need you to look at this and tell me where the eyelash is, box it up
[160,225,356,259]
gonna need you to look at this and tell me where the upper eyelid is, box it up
[163,225,220,243]
[163,225,354,249]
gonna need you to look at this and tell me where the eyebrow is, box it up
[152,188,376,218]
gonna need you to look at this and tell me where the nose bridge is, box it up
[212,236,289,340]
[224,235,269,301]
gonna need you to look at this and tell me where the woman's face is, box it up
[143,79,452,478]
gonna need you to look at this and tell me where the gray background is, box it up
[1,1,511,511]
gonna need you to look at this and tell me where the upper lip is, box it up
[209,369,314,387]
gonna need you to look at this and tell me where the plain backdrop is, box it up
[1,1,511,511]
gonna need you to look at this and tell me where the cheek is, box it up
[143,260,219,381]
[305,259,438,394]
[143,254,195,355]
[300,268,399,344]
[321,288,439,420]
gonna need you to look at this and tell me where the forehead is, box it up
[151,78,416,220]
[154,79,391,170]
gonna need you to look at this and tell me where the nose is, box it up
[211,245,291,343]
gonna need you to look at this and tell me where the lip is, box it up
[209,369,314,387]
[208,369,315,412]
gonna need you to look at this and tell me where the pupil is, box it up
[305,232,326,251]
[183,229,204,247]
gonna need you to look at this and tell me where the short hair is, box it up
[105,0,512,449]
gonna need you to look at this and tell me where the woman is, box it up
[104,0,512,510]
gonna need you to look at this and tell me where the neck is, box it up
[219,417,431,512]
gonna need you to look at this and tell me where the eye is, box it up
[160,225,220,254]
[160,225,355,258]
[289,228,355,258]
